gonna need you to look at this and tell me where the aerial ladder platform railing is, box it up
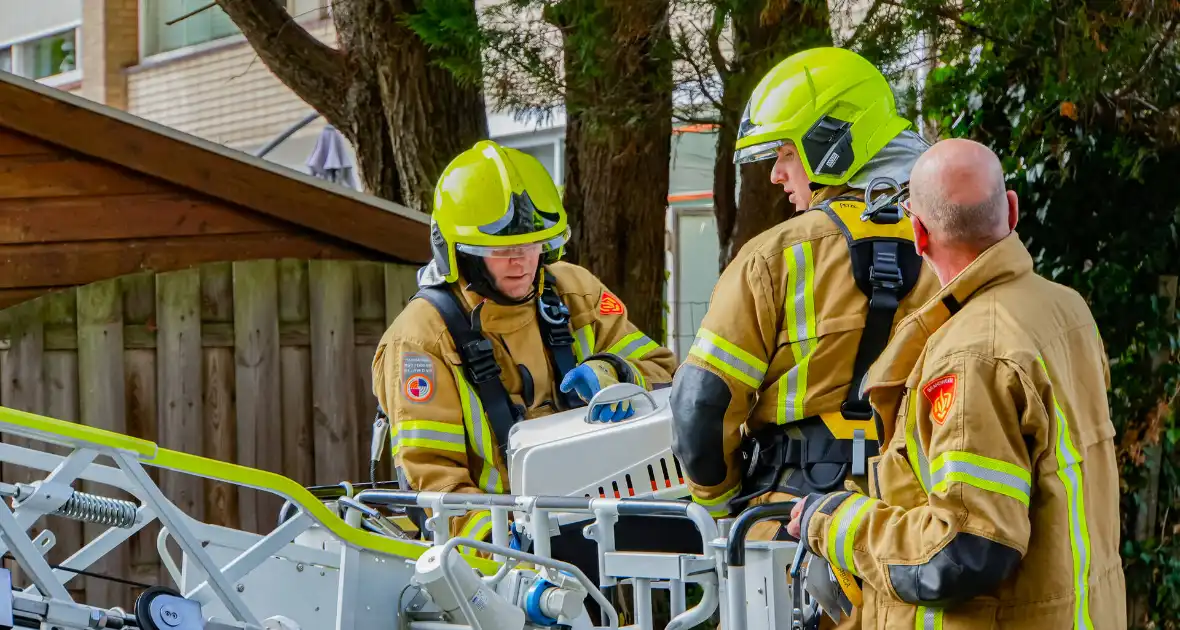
[0,384,829,630]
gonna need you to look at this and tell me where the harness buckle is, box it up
[838,401,874,421]
[543,320,575,348]
[538,290,576,348]
[538,292,571,325]
[868,253,902,290]
[868,244,903,310]
[460,338,502,384]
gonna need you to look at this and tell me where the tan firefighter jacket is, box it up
[373,261,677,543]
[798,233,1127,628]
[669,157,941,517]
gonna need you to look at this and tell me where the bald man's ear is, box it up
[1006,190,1019,232]
[911,214,929,257]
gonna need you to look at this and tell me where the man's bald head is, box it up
[909,138,1012,251]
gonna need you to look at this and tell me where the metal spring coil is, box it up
[54,491,138,528]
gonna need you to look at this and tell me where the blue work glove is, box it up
[560,359,635,422]
[507,523,530,551]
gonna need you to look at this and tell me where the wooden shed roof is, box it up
[0,70,429,264]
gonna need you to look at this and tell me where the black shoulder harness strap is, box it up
[821,180,924,421]
[413,269,581,458]
[535,270,581,410]
[736,181,927,504]
[415,285,520,456]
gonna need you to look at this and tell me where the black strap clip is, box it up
[839,400,874,421]
[537,272,575,348]
[460,337,502,385]
[538,295,574,347]
[868,243,903,310]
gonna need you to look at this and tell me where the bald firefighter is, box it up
[787,139,1126,628]
[372,140,676,547]
[669,47,940,624]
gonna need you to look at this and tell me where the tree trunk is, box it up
[731,161,795,258]
[332,0,402,202]
[712,83,741,270]
[217,0,487,212]
[712,0,832,270]
[712,85,794,268]
[555,0,674,339]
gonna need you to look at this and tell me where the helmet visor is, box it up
[456,230,569,259]
[734,139,785,165]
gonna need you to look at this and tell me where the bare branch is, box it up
[1114,19,1178,99]
[672,114,722,126]
[215,0,349,127]
[844,0,885,49]
[674,24,723,111]
[167,2,216,25]
[879,0,1015,48]
[708,5,729,80]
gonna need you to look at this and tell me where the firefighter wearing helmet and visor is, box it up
[669,47,940,626]
[373,140,677,553]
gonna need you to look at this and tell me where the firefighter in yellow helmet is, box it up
[372,140,676,546]
[669,47,941,624]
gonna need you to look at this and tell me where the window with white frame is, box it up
[142,0,243,56]
[496,134,564,185]
[142,0,308,57]
[0,27,79,82]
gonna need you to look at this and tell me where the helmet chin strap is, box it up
[455,252,539,306]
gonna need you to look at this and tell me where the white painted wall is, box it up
[0,0,81,45]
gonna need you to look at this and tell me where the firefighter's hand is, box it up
[787,499,805,539]
[561,361,635,422]
[787,493,828,551]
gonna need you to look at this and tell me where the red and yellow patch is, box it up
[922,374,958,425]
[599,291,624,316]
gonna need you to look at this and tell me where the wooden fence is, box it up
[0,258,420,608]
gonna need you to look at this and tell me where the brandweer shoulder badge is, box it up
[402,352,435,404]
[922,374,958,425]
[599,291,624,316]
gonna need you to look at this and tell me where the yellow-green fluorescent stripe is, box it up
[624,358,648,389]
[692,485,740,518]
[573,325,596,363]
[826,494,873,574]
[607,331,660,360]
[392,420,466,454]
[905,394,932,493]
[783,241,817,349]
[459,510,493,540]
[915,606,944,630]
[457,510,494,558]
[453,367,504,494]
[689,328,767,388]
[930,451,1032,506]
[1037,355,1093,629]
[778,241,817,424]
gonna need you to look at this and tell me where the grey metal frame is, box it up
[0,409,823,630]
